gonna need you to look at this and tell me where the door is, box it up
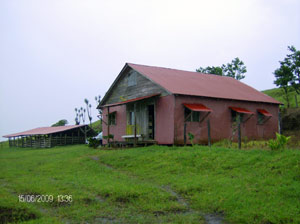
[148,105,155,139]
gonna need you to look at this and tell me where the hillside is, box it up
[90,119,102,133]
[262,87,298,108]
[1,144,300,223]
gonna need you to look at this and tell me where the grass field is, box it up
[1,143,300,223]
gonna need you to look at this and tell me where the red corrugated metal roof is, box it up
[229,107,254,114]
[101,93,160,108]
[3,125,86,138]
[257,109,272,117]
[183,103,212,112]
[127,63,281,104]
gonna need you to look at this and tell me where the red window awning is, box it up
[183,103,212,112]
[257,109,272,117]
[229,107,254,114]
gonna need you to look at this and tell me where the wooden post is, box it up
[184,122,187,146]
[238,114,241,149]
[107,107,110,146]
[207,118,211,148]
[134,103,137,147]
[65,134,67,145]
[84,126,87,144]
[278,109,281,135]
[71,132,74,145]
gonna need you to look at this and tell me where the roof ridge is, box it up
[127,62,234,79]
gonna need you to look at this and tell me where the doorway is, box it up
[148,105,155,139]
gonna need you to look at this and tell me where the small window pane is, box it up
[109,112,116,125]
[192,111,200,122]
[231,111,244,123]
[184,108,191,122]
[258,112,264,125]
[129,111,135,125]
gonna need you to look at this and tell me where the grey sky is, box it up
[0,0,299,141]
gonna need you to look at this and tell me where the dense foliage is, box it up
[196,57,247,80]
[274,46,300,107]
[51,119,68,127]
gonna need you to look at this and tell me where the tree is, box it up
[84,98,92,127]
[51,119,68,127]
[95,95,102,120]
[75,108,80,125]
[274,45,300,107]
[274,65,294,108]
[196,66,223,76]
[222,57,247,80]
[284,46,300,94]
[196,57,247,80]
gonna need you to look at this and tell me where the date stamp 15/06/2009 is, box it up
[18,194,72,203]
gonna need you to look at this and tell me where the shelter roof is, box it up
[3,125,87,138]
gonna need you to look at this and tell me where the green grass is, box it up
[262,87,298,108]
[1,144,300,223]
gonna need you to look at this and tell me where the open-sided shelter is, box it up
[3,125,94,148]
[98,63,281,145]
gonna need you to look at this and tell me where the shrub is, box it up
[88,138,101,149]
[103,134,114,140]
[213,139,232,148]
[268,133,291,150]
[188,132,195,146]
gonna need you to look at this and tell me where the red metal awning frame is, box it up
[229,106,254,123]
[257,109,272,125]
[183,103,212,123]
[229,107,254,114]
[183,103,212,112]
[257,109,272,117]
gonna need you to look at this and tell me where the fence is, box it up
[8,135,86,148]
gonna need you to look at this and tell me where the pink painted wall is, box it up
[102,105,127,145]
[102,95,279,145]
[155,95,175,144]
[174,95,279,144]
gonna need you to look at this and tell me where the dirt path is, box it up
[162,185,225,224]
[92,156,226,224]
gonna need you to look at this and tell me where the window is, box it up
[128,111,135,125]
[257,109,272,125]
[257,112,264,125]
[184,108,200,122]
[108,112,116,125]
[231,110,244,123]
[128,72,137,86]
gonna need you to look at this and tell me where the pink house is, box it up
[98,63,281,145]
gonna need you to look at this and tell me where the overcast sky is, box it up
[0,0,299,140]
